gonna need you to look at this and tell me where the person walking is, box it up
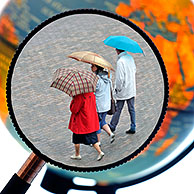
[91,64,115,145]
[109,49,136,134]
[68,92,105,161]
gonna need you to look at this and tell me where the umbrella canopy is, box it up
[104,35,144,54]
[50,67,99,97]
[68,51,114,72]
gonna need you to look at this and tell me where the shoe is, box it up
[126,129,136,134]
[97,152,104,161]
[71,154,81,160]
[108,124,115,132]
[110,133,115,143]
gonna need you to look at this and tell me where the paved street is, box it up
[11,14,164,169]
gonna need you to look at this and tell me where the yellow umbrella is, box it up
[67,51,114,78]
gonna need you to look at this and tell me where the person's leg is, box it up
[71,134,81,159]
[93,142,104,161]
[93,143,102,154]
[93,130,104,160]
[100,112,115,142]
[126,97,136,133]
[75,144,80,156]
[71,144,81,160]
[90,131,101,147]
[97,133,101,145]
[102,124,115,143]
[97,112,103,145]
[109,100,125,131]
[102,124,113,136]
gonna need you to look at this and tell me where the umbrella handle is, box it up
[108,70,110,78]
[1,153,45,194]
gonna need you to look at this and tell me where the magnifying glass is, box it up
[1,9,168,193]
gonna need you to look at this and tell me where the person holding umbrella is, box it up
[68,51,115,145]
[50,67,104,161]
[69,92,104,161]
[103,36,144,134]
[91,63,115,145]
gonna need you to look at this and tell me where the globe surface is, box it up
[0,0,193,186]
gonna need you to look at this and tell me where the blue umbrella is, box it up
[104,35,144,55]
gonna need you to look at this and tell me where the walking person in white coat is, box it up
[109,49,136,134]
[91,64,115,145]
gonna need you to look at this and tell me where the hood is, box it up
[97,71,111,83]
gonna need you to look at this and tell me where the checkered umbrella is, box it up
[50,67,99,97]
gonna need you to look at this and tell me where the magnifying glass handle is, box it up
[1,174,30,194]
[1,153,45,194]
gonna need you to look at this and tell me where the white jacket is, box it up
[95,71,112,113]
[114,52,136,100]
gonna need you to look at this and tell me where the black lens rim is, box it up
[6,8,169,172]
